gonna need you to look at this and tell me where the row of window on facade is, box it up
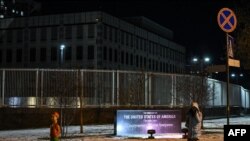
[0,24,94,42]
[102,24,183,60]
[0,25,184,62]
[0,46,183,73]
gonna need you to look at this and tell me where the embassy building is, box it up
[0,11,185,73]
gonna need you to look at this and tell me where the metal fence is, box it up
[0,69,249,108]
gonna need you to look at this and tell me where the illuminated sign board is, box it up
[116,110,182,138]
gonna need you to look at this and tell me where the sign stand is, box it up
[226,33,230,125]
[217,7,237,125]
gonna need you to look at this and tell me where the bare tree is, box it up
[235,1,250,70]
[175,74,215,128]
[43,71,79,137]
[127,70,146,106]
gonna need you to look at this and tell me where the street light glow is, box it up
[231,73,235,77]
[192,57,198,62]
[60,44,65,50]
[204,57,210,63]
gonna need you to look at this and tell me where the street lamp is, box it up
[192,57,198,63]
[204,57,210,63]
[190,56,211,103]
[191,56,211,74]
[60,44,65,66]
[230,73,244,85]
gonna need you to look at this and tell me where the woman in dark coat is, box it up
[185,102,202,141]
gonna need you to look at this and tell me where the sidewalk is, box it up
[2,115,250,141]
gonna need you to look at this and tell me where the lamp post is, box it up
[59,44,65,136]
[60,44,65,67]
[230,73,244,85]
[191,56,210,74]
[191,56,211,102]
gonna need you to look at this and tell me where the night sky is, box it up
[35,0,243,65]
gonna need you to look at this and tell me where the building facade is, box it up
[0,11,185,73]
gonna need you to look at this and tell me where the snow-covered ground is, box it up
[0,116,250,141]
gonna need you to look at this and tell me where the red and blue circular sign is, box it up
[217,8,237,33]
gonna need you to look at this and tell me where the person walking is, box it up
[50,112,61,141]
[185,102,203,141]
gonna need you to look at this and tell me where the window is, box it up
[17,29,23,42]
[88,24,95,38]
[103,46,107,60]
[109,48,112,62]
[65,26,72,39]
[130,54,133,65]
[121,31,124,44]
[114,49,117,63]
[40,48,46,62]
[0,30,3,43]
[148,59,151,69]
[140,39,143,51]
[140,56,142,68]
[126,33,129,46]
[30,28,36,42]
[16,48,22,62]
[88,45,94,60]
[126,52,128,65]
[51,47,57,61]
[121,51,124,64]
[51,27,58,40]
[0,49,2,63]
[76,25,83,39]
[65,46,72,61]
[109,27,112,41]
[6,49,12,63]
[136,55,138,67]
[76,46,83,60]
[7,29,13,43]
[114,29,118,43]
[136,38,138,49]
[40,27,47,41]
[104,25,107,40]
[29,48,36,62]
[130,35,134,47]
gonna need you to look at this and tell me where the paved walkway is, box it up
[3,115,250,141]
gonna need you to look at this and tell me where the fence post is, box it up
[40,69,44,107]
[148,73,152,106]
[112,71,115,106]
[36,69,39,107]
[145,73,148,106]
[116,71,119,106]
[1,70,5,106]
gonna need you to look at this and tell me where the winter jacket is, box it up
[185,106,203,140]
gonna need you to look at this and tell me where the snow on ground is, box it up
[0,116,250,141]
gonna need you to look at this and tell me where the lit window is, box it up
[0,15,4,18]
[12,9,15,13]
[20,11,24,16]
[16,10,18,14]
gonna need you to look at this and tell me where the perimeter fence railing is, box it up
[0,69,249,109]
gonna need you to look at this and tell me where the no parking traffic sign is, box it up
[217,8,237,33]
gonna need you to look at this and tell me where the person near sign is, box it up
[185,102,203,141]
[50,112,61,141]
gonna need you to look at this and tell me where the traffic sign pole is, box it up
[226,33,230,125]
[217,7,237,125]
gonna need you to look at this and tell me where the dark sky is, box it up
[35,0,243,64]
